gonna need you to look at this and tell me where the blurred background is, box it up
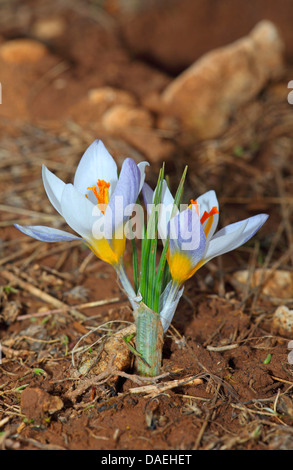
[0,0,292,262]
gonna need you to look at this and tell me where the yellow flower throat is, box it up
[168,199,219,284]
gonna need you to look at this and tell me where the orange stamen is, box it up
[87,179,111,214]
[87,185,99,200]
[96,180,110,206]
[189,199,199,215]
[200,206,219,225]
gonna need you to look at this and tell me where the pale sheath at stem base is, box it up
[135,302,164,377]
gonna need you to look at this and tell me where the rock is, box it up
[21,387,64,421]
[78,324,135,379]
[1,300,22,324]
[88,87,137,107]
[0,39,49,64]
[156,114,180,135]
[67,325,136,401]
[232,269,293,304]
[120,128,175,163]
[32,18,66,39]
[276,395,293,417]
[120,0,293,76]
[102,104,154,131]
[100,102,174,162]
[161,20,284,140]
[68,89,138,124]
[142,91,166,114]
[272,306,293,338]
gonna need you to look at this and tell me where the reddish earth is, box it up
[0,0,293,451]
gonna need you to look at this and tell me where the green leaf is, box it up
[3,285,18,294]
[173,165,188,212]
[263,354,272,365]
[233,145,244,157]
[153,237,169,313]
[140,165,188,312]
[153,166,187,311]
[33,368,46,376]
[140,165,165,306]
[14,384,29,393]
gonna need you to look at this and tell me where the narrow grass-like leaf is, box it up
[173,165,188,213]
[153,166,188,310]
[140,165,164,306]
[147,211,158,309]
[145,166,164,306]
[153,236,169,312]
[139,223,147,300]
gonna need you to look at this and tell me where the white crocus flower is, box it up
[15,140,148,307]
[143,181,268,331]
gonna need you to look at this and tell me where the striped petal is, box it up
[169,206,206,256]
[204,213,268,261]
[167,206,206,284]
[14,224,81,242]
[142,182,153,210]
[105,158,141,239]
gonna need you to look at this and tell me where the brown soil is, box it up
[1,0,293,451]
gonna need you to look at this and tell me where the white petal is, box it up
[42,165,65,216]
[161,180,175,208]
[202,212,219,242]
[143,179,174,209]
[137,161,149,192]
[159,281,184,332]
[61,183,102,240]
[15,224,81,242]
[241,213,269,243]
[158,180,176,242]
[196,190,219,216]
[142,179,177,243]
[204,220,248,260]
[204,213,268,261]
[73,140,118,201]
[196,190,219,240]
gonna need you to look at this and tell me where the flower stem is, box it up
[115,263,138,316]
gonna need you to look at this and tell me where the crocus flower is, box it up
[15,140,148,271]
[144,181,268,284]
[143,181,268,331]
